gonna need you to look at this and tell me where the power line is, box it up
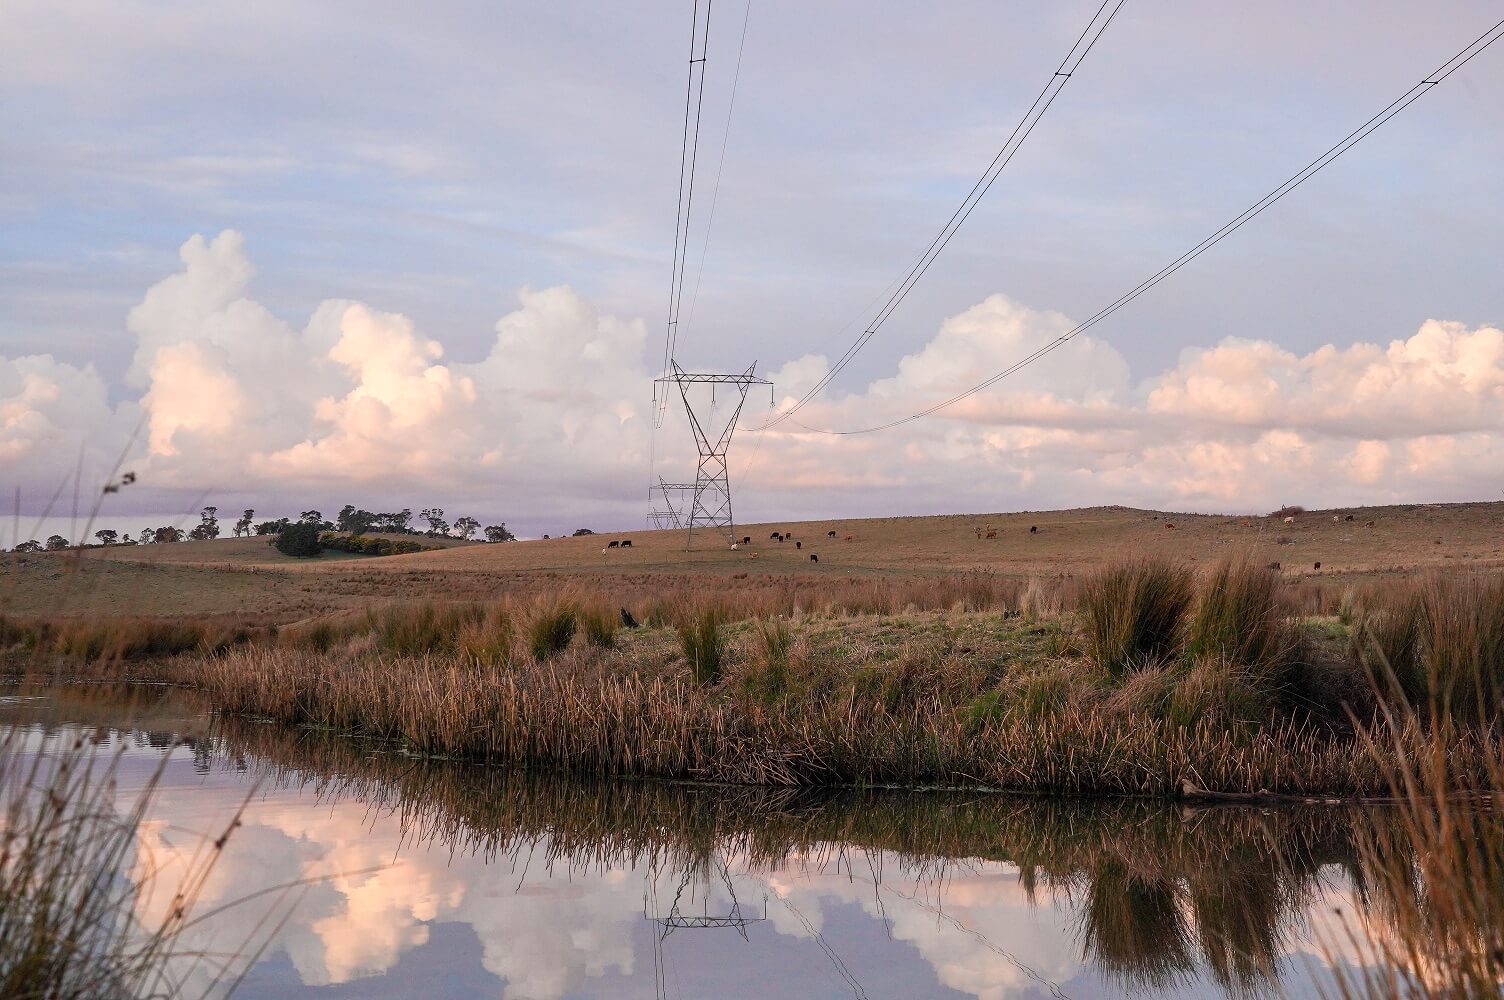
[682,0,753,342]
[656,0,716,430]
[752,0,1126,431]
[791,14,1504,436]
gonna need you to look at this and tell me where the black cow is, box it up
[796,541,802,550]
[809,554,819,564]
[606,540,620,549]
[620,608,640,629]
[621,539,633,548]
[1267,561,1281,570]
[742,536,751,544]
[1313,561,1321,570]
[827,530,837,537]
[1029,525,1038,534]
[769,532,782,541]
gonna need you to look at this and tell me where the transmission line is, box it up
[682,0,753,342]
[656,0,716,430]
[792,14,1504,436]
[753,0,1126,431]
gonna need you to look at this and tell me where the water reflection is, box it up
[2,691,1412,998]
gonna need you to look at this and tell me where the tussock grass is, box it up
[575,602,619,650]
[1187,555,1298,681]
[525,595,577,661]
[675,601,728,685]
[1081,559,1193,677]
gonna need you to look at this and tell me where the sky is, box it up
[3,1,1503,540]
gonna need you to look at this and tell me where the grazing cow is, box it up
[542,534,550,540]
[827,530,837,538]
[769,532,782,541]
[1029,525,1038,534]
[1284,516,1295,524]
[607,540,620,549]
[809,554,819,563]
[1344,514,1355,522]
[1364,520,1375,527]
[796,541,802,550]
[1165,522,1176,529]
[1267,561,1282,570]
[620,608,640,629]
[1313,561,1322,570]
[742,536,751,545]
[621,539,632,548]
[985,530,997,540]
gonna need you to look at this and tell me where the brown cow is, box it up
[985,530,997,539]
[1164,523,1175,530]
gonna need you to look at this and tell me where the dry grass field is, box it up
[4,502,1502,620]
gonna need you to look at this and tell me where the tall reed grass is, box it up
[0,723,245,998]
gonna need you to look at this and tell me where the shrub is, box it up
[527,598,577,661]
[676,604,727,685]
[1081,559,1193,677]
[275,521,323,558]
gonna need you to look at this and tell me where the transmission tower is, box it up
[647,478,696,530]
[654,361,772,547]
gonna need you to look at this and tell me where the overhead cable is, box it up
[794,15,1504,436]
[752,0,1126,430]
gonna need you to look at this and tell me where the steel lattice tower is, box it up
[653,361,771,547]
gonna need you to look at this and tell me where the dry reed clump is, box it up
[0,614,251,664]
[191,640,1498,796]
[1315,689,1504,996]
[0,724,249,998]
[1080,559,1194,677]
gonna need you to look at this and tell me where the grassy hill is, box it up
[4,501,1501,620]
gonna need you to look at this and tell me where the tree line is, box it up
[8,503,517,552]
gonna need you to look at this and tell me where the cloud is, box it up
[6,229,1504,532]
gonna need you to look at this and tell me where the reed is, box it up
[0,719,246,997]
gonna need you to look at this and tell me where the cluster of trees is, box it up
[10,503,519,553]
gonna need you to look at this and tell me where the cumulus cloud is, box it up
[5,229,1502,531]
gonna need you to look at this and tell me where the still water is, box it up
[5,689,1392,999]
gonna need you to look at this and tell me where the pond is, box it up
[3,688,1404,999]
